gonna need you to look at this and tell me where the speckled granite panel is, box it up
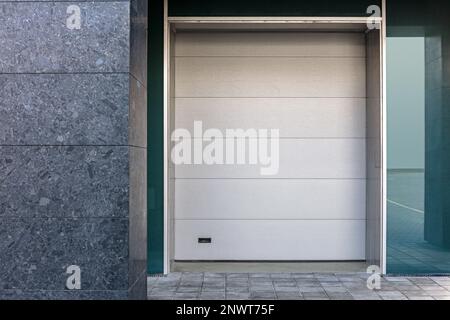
[129,147,147,288]
[130,0,148,87]
[128,0,147,299]
[0,290,129,301]
[0,0,127,2]
[129,75,147,148]
[0,74,129,146]
[0,2,130,73]
[0,146,129,218]
[128,270,147,300]
[0,217,128,291]
[0,0,147,300]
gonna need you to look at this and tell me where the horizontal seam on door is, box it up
[174,97,368,99]
[180,137,367,140]
[171,178,367,180]
[174,56,366,58]
[174,219,367,221]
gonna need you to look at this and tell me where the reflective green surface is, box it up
[148,0,164,274]
[387,0,450,274]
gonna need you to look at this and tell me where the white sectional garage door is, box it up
[173,31,366,261]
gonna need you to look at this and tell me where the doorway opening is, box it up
[163,17,385,274]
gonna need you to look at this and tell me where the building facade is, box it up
[1,0,450,300]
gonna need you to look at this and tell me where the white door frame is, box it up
[162,0,387,274]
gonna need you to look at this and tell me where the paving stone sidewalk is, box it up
[147,272,450,300]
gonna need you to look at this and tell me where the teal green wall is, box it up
[169,0,380,17]
[148,0,164,274]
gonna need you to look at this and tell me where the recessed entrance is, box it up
[164,17,384,273]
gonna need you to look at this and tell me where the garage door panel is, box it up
[175,32,366,57]
[174,139,366,179]
[175,98,366,138]
[175,179,366,220]
[175,57,366,98]
[173,31,367,261]
[174,220,366,261]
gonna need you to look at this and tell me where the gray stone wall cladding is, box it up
[0,0,147,299]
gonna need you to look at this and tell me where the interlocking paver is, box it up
[250,292,277,300]
[323,286,349,294]
[277,296,304,300]
[198,293,226,300]
[299,286,326,293]
[227,288,250,294]
[275,286,299,292]
[174,292,200,300]
[147,273,450,300]
[423,290,450,296]
[408,296,434,300]
[270,273,292,279]
[148,295,174,300]
[177,287,201,293]
[351,294,381,300]
[328,293,354,300]
[249,273,270,278]
[226,294,250,300]
[292,273,315,279]
[303,292,329,300]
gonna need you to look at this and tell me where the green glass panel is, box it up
[387,0,450,274]
[148,0,164,274]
